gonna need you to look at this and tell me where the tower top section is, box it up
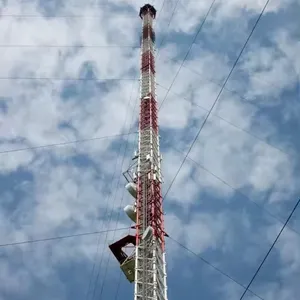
[139,3,156,19]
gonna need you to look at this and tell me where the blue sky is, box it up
[0,0,300,299]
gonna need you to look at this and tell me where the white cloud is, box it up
[188,115,298,205]
[184,211,228,253]
[0,149,34,173]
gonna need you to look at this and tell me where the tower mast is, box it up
[135,4,167,300]
[109,4,167,300]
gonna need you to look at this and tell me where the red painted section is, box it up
[136,90,165,250]
[150,179,165,250]
[136,176,165,251]
[139,94,158,133]
[143,25,155,42]
[141,50,155,74]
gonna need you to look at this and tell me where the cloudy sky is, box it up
[0,0,299,299]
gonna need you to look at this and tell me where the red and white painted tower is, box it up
[134,3,167,300]
[109,4,168,300]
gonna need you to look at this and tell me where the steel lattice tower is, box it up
[134,4,167,300]
[109,4,167,300]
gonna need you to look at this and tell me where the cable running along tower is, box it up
[109,4,168,300]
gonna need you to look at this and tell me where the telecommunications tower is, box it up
[109,3,168,300]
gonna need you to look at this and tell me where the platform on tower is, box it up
[139,3,157,19]
[109,235,136,283]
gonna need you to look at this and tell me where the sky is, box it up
[0,0,299,299]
